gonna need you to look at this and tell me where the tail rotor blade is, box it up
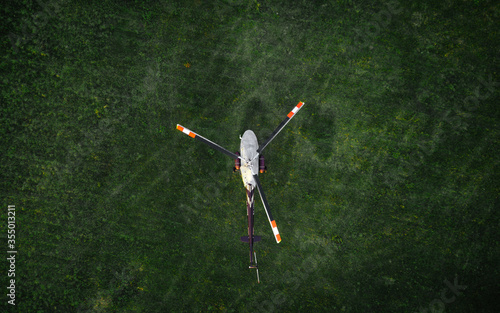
[254,251,260,283]
[257,102,305,153]
[176,124,240,160]
[253,174,281,243]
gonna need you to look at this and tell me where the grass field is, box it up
[1,0,499,312]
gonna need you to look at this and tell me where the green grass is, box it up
[1,0,499,312]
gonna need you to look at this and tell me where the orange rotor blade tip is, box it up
[176,125,184,131]
[297,101,304,108]
[276,234,281,242]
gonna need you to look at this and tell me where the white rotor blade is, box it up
[257,101,305,153]
[253,174,281,243]
[176,124,240,160]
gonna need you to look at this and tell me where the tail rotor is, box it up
[254,251,260,283]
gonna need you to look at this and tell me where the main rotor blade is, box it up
[176,124,240,159]
[257,102,305,154]
[253,174,281,243]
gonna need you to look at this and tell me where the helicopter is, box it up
[176,101,304,281]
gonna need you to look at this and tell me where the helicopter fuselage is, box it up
[240,130,259,190]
